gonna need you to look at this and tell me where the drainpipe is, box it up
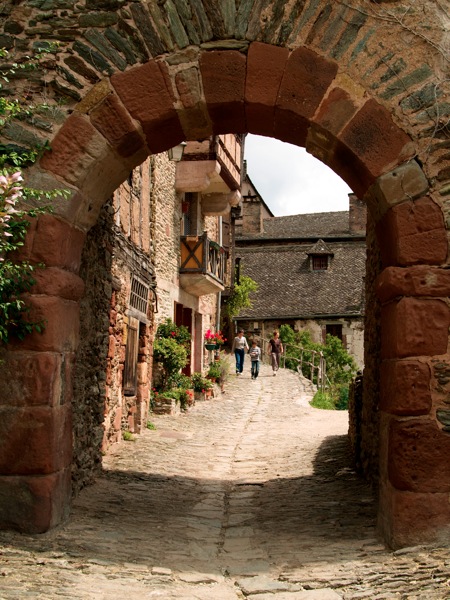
[216,216,222,331]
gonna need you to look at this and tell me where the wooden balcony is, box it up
[179,233,226,296]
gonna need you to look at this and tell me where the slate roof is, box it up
[236,211,352,240]
[235,241,366,319]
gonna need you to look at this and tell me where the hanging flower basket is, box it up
[205,342,218,351]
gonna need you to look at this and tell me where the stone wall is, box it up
[72,205,114,494]
[357,211,382,484]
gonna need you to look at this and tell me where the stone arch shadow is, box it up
[1,42,450,549]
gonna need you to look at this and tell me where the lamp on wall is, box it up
[168,141,186,162]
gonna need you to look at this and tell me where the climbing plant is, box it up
[223,274,258,320]
[0,45,68,345]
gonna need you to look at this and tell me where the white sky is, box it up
[244,134,352,217]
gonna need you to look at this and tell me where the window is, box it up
[326,324,343,341]
[129,277,149,317]
[124,317,139,396]
[312,255,328,271]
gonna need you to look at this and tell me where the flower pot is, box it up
[205,343,217,351]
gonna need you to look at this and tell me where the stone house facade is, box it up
[235,180,367,369]
[72,135,243,490]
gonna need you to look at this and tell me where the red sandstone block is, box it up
[388,418,450,492]
[338,99,414,181]
[32,267,85,301]
[376,197,447,267]
[313,87,360,135]
[274,47,337,146]
[381,297,450,359]
[111,60,184,153]
[376,266,450,303]
[0,468,71,533]
[175,67,213,140]
[89,92,147,158]
[113,407,122,431]
[380,360,432,415]
[30,214,85,271]
[327,140,371,199]
[40,113,103,185]
[199,50,247,134]
[378,480,450,548]
[0,351,62,407]
[12,295,80,353]
[0,404,72,475]
[245,42,289,137]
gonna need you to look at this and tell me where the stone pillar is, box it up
[0,215,85,532]
[376,262,450,547]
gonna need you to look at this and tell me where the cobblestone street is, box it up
[1,362,449,599]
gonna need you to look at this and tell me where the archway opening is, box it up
[1,42,448,550]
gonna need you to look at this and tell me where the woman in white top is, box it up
[231,329,249,375]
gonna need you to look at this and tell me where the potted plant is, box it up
[207,361,221,382]
[190,371,213,401]
[204,329,226,350]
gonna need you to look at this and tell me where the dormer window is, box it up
[312,255,329,271]
[307,239,333,272]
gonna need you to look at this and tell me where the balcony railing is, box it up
[179,233,227,296]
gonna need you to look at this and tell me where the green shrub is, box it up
[153,337,187,389]
[156,318,191,348]
[310,391,336,410]
[207,362,221,379]
[190,372,212,392]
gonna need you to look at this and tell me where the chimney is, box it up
[349,193,367,235]
[242,196,263,235]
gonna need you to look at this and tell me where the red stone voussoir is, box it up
[274,47,338,147]
[245,42,289,137]
[381,297,450,359]
[89,92,147,158]
[199,50,247,135]
[111,60,184,154]
[339,99,414,180]
[40,112,103,185]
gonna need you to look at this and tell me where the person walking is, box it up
[231,329,249,375]
[249,340,261,380]
[267,330,283,376]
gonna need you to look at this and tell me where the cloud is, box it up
[244,134,352,216]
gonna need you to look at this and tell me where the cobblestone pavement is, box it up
[1,362,450,599]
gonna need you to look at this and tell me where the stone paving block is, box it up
[246,591,343,600]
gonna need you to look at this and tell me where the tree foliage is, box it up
[224,274,258,319]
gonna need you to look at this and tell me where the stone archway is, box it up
[0,1,449,548]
